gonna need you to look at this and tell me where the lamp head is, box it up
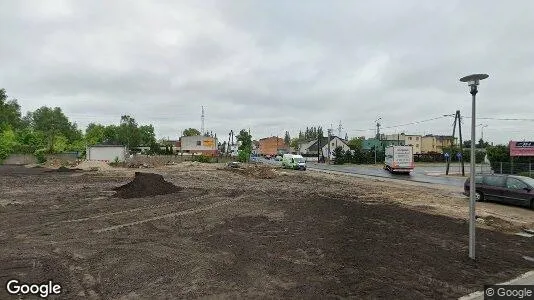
[460,74,489,86]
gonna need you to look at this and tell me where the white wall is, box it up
[322,137,350,159]
[87,146,127,162]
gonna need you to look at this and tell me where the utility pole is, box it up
[375,117,382,140]
[327,128,332,163]
[446,112,457,175]
[317,129,321,163]
[445,110,465,176]
[227,131,231,156]
[201,106,205,135]
[458,111,465,176]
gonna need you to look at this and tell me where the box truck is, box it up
[384,146,414,173]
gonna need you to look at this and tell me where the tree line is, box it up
[0,88,159,162]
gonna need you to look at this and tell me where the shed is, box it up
[86,145,128,162]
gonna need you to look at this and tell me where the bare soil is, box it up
[113,172,182,199]
[0,164,533,299]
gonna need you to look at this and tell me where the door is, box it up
[503,177,531,206]
[481,176,507,202]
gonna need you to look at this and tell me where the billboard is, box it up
[509,141,534,157]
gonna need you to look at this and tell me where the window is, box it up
[506,178,528,190]
[416,144,419,147]
[416,137,419,141]
[196,141,201,146]
[408,137,412,140]
[483,176,506,187]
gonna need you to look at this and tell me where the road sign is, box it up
[444,152,450,158]
[456,152,462,159]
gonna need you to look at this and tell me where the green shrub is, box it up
[34,149,47,164]
[193,154,211,163]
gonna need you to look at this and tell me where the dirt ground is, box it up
[0,163,533,299]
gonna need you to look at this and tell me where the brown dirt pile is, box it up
[113,172,182,199]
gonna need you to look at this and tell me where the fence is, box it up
[491,162,533,178]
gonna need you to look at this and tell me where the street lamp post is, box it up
[480,124,488,142]
[460,73,489,260]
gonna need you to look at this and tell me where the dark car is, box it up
[464,174,534,208]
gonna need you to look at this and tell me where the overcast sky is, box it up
[1,0,533,144]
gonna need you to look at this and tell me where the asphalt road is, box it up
[258,158,492,187]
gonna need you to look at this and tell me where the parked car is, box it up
[463,174,534,208]
[275,155,282,161]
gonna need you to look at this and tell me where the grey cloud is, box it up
[1,0,534,144]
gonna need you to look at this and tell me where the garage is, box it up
[86,145,128,162]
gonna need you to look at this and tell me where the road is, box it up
[258,158,492,187]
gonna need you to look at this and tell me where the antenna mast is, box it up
[201,106,205,134]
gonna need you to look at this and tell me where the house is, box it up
[259,136,288,156]
[252,140,260,156]
[299,136,350,160]
[86,145,128,162]
[385,133,422,154]
[421,135,455,154]
[298,140,317,155]
[180,135,218,156]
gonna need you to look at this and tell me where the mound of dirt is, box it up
[226,164,277,179]
[76,160,113,171]
[113,172,182,199]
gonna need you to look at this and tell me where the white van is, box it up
[282,154,306,170]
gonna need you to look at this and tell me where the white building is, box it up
[299,136,350,160]
[86,145,128,162]
[180,135,218,156]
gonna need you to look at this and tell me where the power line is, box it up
[462,117,534,121]
[348,115,449,132]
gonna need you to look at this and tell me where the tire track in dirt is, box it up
[93,196,246,233]
[1,192,211,234]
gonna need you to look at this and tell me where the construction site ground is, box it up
[0,163,533,299]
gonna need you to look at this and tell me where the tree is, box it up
[0,128,17,161]
[14,128,46,154]
[236,129,252,162]
[317,127,324,139]
[290,138,300,150]
[0,89,23,130]
[103,125,119,144]
[183,128,201,136]
[333,146,345,164]
[138,125,156,146]
[284,131,290,146]
[85,123,106,145]
[118,115,140,148]
[344,149,353,163]
[476,138,490,149]
[347,137,364,151]
[29,106,80,152]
